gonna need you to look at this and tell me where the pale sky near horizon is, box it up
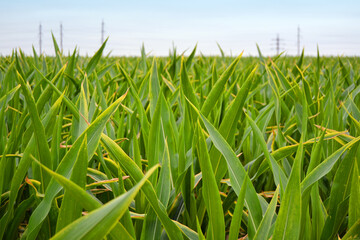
[0,0,359,56]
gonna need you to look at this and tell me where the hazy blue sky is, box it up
[0,0,359,56]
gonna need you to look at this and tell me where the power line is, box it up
[101,20,105,44]
[2,22,360,56]
[271,33,284,55]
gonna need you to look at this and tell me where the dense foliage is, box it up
[1,39,360,239]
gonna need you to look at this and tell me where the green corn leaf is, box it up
[246,113,288,195]
[141,134,172,240]
[211,66,256,182]
[186,44,197,69]
[349,160,360,229]
[22,91,127,240]
[100,134,184,240]
[2,44,360,240]
[51,32,60,55]
[16,72,53,190]
[321,143,359,240]
[196,122,225,239]
[85,38,108,75]
[201,53,242,116]
[273,90,307,240]
[0,94,63,239]
[180,56,199,108]
[301,136,360,193]
[305,129,326,240]
[51,165,159,240]
[149,58,160,119]
[228,176,247,240]
[0,84,20,109]
[185,97,262,239]
[174,220,199,240]
[5,195,36,240]
[56,134,88,232]
[71,84,89,141]
[253,186,279,240]
[272,138,303,240]
[147,90,163,185]
[342,218,360,240]
[216,42,225,59]
[30,157,134,240]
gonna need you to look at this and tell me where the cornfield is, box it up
[0,37,360,240]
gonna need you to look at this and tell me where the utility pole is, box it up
[271,33,284,55]
[60,22,63,51]
[276,34,280,55]
[101,20,105,44]
[297,26,300,56]
[39,23,42,54]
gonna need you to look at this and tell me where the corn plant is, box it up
[0,38,360,239]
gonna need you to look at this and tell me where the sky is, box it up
[0,0,359,56]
